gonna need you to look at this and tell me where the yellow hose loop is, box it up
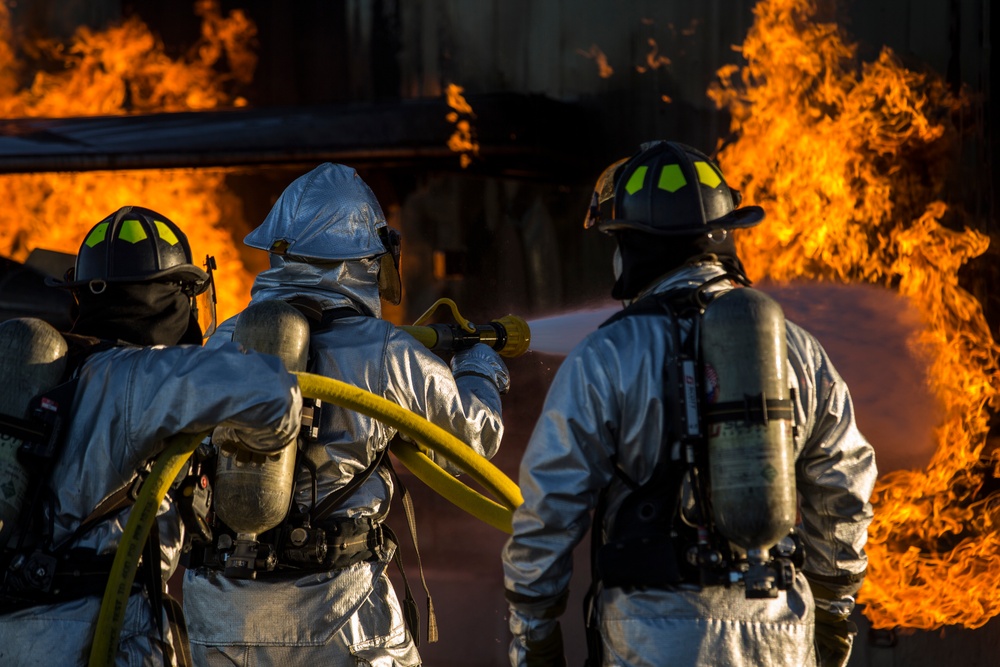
[89,430,208,667]
[294,371,523,511]
[390,438,513,533]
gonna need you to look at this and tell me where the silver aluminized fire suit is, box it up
[0,342,301,667]
[183,163,508,666]
[502,261,877,667]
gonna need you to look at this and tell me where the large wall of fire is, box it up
[1,0,996,635]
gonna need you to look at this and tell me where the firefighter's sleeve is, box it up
[787,323,876,665]
[384,334,506,475]
[116,342,302,470]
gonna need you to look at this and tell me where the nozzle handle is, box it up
[399,314,530,358]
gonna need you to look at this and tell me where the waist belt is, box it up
[1,549,140,610]
[204,517,389,576]
[315,517,388,570]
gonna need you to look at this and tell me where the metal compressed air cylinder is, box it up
[0,318,68,548]
[701,288,796,554]
[213,300,309,537]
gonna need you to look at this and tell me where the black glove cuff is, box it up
[805,569,866,600]
[505,589,569,618]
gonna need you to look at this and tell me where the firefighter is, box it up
[182,162,510,665]
[0,206,302,666]
[501,141,876,667]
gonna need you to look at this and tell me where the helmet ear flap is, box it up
[377,227,402,305]
[730,188,744,208]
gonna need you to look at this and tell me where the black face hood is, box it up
[611,230,747,301]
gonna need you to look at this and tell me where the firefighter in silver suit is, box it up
[0,206,302,666]
[183,162,509,666]
[501,142,877,667]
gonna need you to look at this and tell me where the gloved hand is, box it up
[814,607,858,667]
[521,621,566,667]
[451,342,510,394]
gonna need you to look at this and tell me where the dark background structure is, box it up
[0,1,995,665]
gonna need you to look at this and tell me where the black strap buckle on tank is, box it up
[318,517,387,569]
[704,394,795,425]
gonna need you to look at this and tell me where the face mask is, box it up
[613,244,623,281]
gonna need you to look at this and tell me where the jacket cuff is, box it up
[504,589,569,618]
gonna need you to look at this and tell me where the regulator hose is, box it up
[89,430,209,667]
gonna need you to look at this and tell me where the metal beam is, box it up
[0,93,602,181]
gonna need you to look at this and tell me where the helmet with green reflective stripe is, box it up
[584,140,764,236]
[60,206,210,293]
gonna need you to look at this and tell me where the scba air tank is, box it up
[0,318,68,548]
[213,300,308,574]
[701,288,796,557]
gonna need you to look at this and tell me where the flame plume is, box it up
[0,1,257,323]
[709,0,998,629]
[446,83,479,169]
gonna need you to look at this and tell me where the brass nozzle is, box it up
[494,315,531,357]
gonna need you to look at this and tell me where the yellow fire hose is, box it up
[295,373,524,533]
[295,371,523,514]
[91,371,522,666]
[389,439,513,533]
[89,430,209,667]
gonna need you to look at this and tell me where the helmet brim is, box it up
[46,264,210,293]
[595,205,765,236]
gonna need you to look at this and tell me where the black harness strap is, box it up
[143,519,193,667]
[705,397,795,424]
[277,297,437,645]
[311,447,388,524]
[65,471,147,550]
[384,454,438,646]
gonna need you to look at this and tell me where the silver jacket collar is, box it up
[250,255,382,318]
[630,261,733,304]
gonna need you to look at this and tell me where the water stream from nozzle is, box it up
[525,302,619,356]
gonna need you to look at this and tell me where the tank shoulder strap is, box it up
[14,336,136,547]
[599,288,698,329]
[285,295,377,521]
[600,271,745,329]
[285,295,364,335]
[60,333,127,376]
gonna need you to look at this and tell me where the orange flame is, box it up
[635,38,671,73]
[0,1,258,324]
[709,0,999,629]
[445,83,479,169]
[577,44,614,79]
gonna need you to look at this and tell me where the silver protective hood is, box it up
[245,162,388,261]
